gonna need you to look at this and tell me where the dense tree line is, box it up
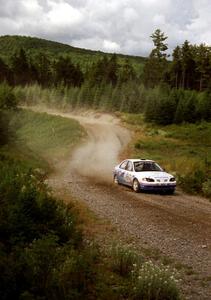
[143,30,211,92]
[0,48,136,88]
[1,31,211,125]
[142,29,211,124]
[0,49,84,87]
[1,36,211,93]
[144,87,211,125]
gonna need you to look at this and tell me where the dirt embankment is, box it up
[30,107,211,300]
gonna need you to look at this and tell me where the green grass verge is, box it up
[1,109,86,172]
[122,113,211,196]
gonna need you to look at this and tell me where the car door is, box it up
[124,161,134,186]
[117,160,128,184]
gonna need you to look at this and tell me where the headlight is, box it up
[170,177,176,182]
[142,178,155,182]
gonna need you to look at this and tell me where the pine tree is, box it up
[119,59,136,83]
[54,56,83,87]
[181,41,196,89]
[11,48,30,85]
[143,29,168,87]
[0,58,11,84]
[195,44,211,91]
[34,52,52,86]
[105,54,119,86]
[170,46,182,88]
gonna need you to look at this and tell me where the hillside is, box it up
[0,35,146,71]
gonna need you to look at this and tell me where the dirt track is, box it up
[33,108,211,299]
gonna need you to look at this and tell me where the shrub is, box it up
[0,82,17,109]
[135,142,141,149]
[54,244,99,299]
[132,261,180,300]
[0,110,10,145]
[109,244,142,277]
[0,158,86,299]
[177,169,206,194]
[202,179,211,199]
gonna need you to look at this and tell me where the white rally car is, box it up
[113,159,176,193]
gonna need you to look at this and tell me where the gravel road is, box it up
[34,108,211,299]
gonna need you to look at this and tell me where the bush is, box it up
[0,110,10,145]
[132,261,180,300]
[0,158,86,299]
[202,179,211,199]
[178,169,206,194]
[109,244,142,277]
[0,82,17,109]
[0,160,81,248]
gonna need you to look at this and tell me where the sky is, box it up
[0,0,211,57]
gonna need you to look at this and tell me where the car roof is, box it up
[122,159,155,163]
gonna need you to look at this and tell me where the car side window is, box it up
[120,160,128,169]
[126,161,133,172]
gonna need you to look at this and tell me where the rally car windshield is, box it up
[134,161,163,172]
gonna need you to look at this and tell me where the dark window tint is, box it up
[134,161,162,172]
[120,160,128,169]
[126,161,133,171]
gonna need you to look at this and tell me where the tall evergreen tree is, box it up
[87,55,119,86]
[0,110,9,145]
[181,41,196,89]
[34,52,52,86]
[105,54,119,86]
[170,46,183,89]
[195,44,211,91]
[0,58,11,84]
[119,59,136,83]
[10,48,30,85]
[143,29,168,87]
[54,57,83,87]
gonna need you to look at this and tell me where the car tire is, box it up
[167,189,175,195]
[113,175,119,185]
[133,179,140,192]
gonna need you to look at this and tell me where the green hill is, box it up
[0,35,146,72]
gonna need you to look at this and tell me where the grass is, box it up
[132,261,181,300]
[8,110,85,169]
[121,113,211,196]
[1,109,86,172]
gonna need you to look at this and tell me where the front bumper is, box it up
[140,183,176,192]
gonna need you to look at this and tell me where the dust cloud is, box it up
[62,111,130,182]
[28,107,130,182]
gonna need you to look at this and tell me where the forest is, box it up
[0,31,211,125]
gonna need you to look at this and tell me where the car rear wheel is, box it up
[133,179,140,192]
[113,175,119,185]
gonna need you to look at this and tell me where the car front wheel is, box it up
[113,175,119,185]
[133,179,140,192]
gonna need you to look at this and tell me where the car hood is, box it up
[135,171,172,180]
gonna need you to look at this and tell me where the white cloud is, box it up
[21,0,42,15]
[0,0,210,56]
[47,1,83,27]
[103,40,120,52]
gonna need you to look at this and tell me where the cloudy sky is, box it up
[0,0,211,56]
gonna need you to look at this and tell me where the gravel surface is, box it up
[37,108,211,300]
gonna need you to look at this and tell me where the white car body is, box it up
[113,159,176,193]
